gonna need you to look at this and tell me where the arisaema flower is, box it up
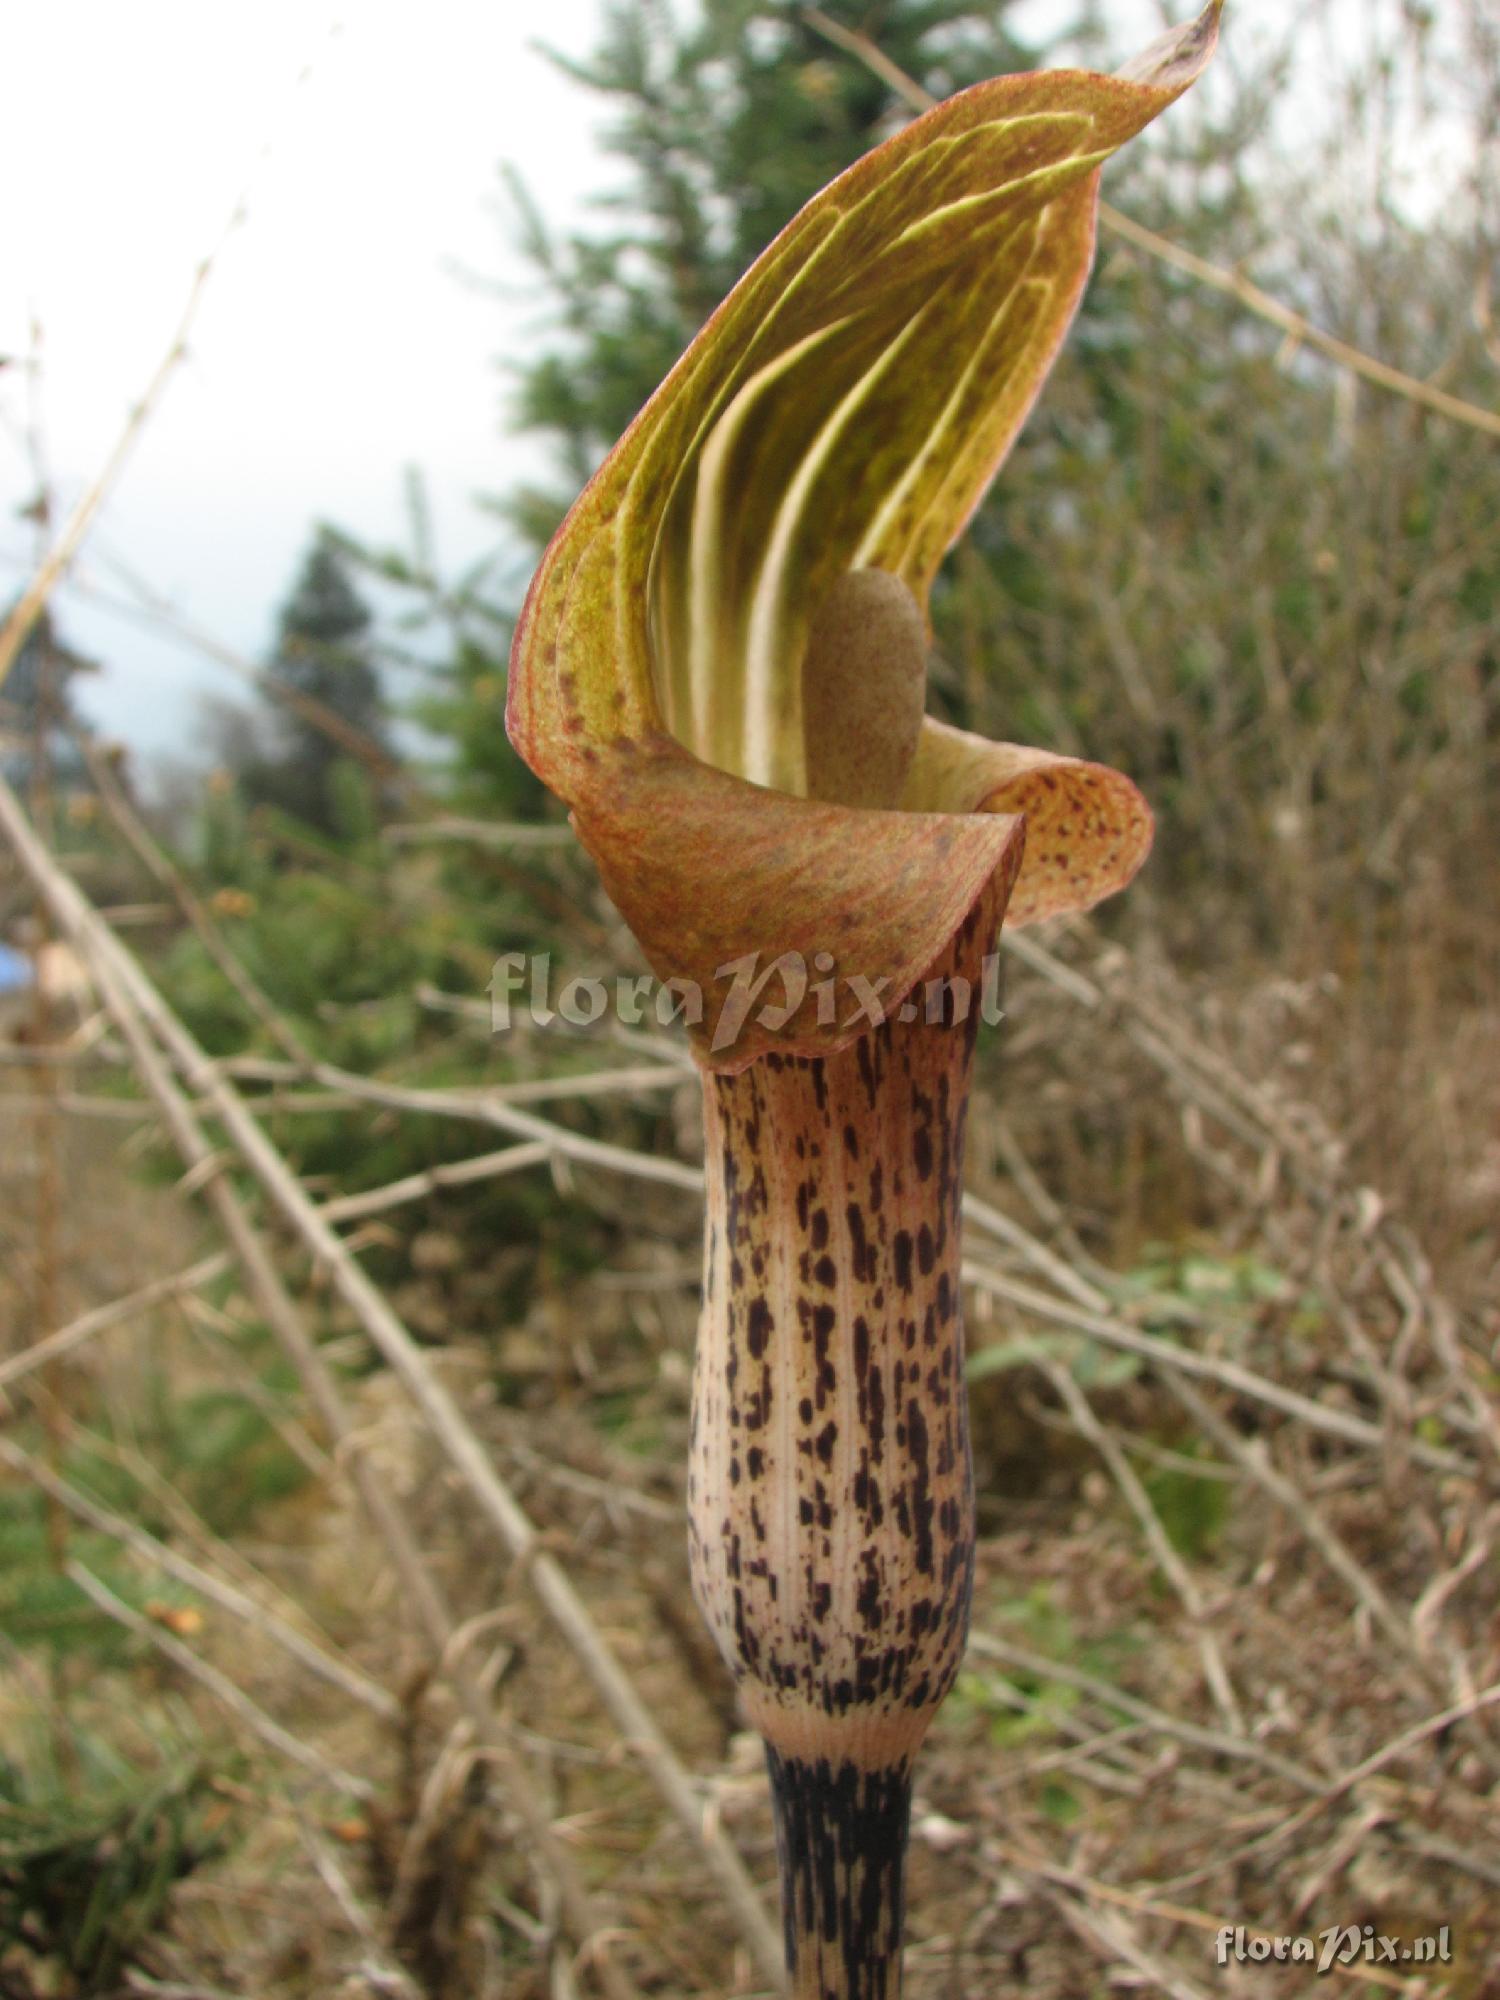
[508,10,1221,1993]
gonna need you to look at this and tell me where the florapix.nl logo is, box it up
[489,948,1005,1055]
[1214,1925,1453,1975]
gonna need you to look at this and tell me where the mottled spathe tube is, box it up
[691,867,1015,1998]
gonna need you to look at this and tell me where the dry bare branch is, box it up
[967,1630,1321,1792]
[0,1254,228,1394]
[800,5,1500,441]
[316,1141,554,1223]
[384,816,575,850]
[1039,1357,1245,1733]
[961,1261,1471,1474]
[79,736,314,1065]
[67,1558,377,1800]
[0,770,782,1990]
[1,1438,396,1720]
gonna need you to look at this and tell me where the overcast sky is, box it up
[2,0,1477,774]
[0,2,616,763]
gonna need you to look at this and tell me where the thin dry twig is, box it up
[384,816,575,850]
[1045,1880,1218,2000]
[78,737,314,1065]
[1159,1370,1435,1684]
[961,1261,1470,1475]
[230,1052,690,1112]
[215,1051,706,1194]
[962,1190,1111,1310]
[1160,1682,1500,1898]
[0,1090,151,1120]
[288,1800,423,1997]
[0,771,782,1991]
[0,1438,396,1720]
[967,1630,1320,1792]
[995,1845,1420,1994]
[0,101,270,698]
[1039,1356,1245,1734]
[67,1558,375,1799]
[0,1254,228,1394]
[316,1141,554,1223]
[800,5,1500,441]
[0,330,204,694]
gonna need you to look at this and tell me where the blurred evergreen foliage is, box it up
[0,1737,221,1993]
[218,532,392,840]
[0,609,95,796]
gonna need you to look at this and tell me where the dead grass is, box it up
[1,748,1496,2000]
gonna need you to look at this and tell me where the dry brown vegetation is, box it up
[1,793,1495,1995]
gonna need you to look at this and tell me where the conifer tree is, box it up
[234,533,389,838]
[0,608,93,794]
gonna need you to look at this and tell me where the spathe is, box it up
[508,5,1220,1072]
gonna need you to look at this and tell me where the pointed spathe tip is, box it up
[1116,1,1224,93]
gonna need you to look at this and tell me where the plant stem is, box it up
[766,1746,914,1999]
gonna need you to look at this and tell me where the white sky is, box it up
[2,0,1480,770]
[0,2,614,761]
